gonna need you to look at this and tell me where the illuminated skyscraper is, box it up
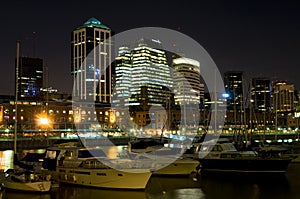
[273,81,295,113]
[172,57,201,105]
[114,46,132,107]
[71,17,112,102]
[114,39,173,129]
[129,38,173,109]
[113,39,173,130]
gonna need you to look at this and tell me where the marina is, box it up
[0,154,300,199]
[0,0,300,198]
[0,135,299,197]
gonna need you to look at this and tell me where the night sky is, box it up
[0,0,299,95]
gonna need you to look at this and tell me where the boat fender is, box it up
[73,175,77,182]
[64,174,68,181]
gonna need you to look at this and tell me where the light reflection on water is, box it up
[0,150,13,172]
[0,177,203,199]
[1,150,300,199]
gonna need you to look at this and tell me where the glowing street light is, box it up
[36,113,52,128]
[39,117,50,126]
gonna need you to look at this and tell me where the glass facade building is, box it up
[172,57,201,105]
[129,39,173,108]
[114,46,132,107]
[115,39,173,109]
[17,57,43,98]
[71,17,112,102]
[251,77,272,112]
[273,81,295,113]
[224,71,244,110]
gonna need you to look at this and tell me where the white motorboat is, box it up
[42,144,152,190]
[126,139,200,176]
[191,138,293,173]
[1,171,51,192]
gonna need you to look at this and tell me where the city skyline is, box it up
[0,0,300,95]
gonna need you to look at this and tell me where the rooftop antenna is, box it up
[32,31,37,57]
[25,31,37,57]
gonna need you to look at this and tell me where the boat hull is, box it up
[2,181,51,192]
[199,158,292,173]
[152,160,199,175]
[57,168,151,189]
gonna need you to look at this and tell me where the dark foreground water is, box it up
[1,151,300,199]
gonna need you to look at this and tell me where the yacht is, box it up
[41,143,152,189]
[126,138,200,176]
[191,138,293,173]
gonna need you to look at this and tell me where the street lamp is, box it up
[36,113,52,146]
[38,117,50,126]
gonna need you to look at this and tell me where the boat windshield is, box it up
[78,149,106,158]
[45,150,59,159]
[221,143,237,151]
[200,143,237,152]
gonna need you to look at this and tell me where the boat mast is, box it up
[14,41,20,154]
[242,74,247,147]
[249,78,253,146]
[275,88,278,141]
[214,68,217,134]
[45,65,49,147]
[263,85,266,142]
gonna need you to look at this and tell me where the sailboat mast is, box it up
[249,78,253,145]
[214,68,217,134]
[14,41,20,154]
[242,74,247,146]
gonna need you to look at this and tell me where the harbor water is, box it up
[0,150,300,199]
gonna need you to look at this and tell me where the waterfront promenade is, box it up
[0,136,131,150]
[0,133,299,150]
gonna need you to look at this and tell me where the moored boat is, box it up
[41,144,152,189]
[1,171,51,193]
[192,138,293,174]
[126,138,200,176]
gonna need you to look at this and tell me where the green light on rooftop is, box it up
[84,17,102,25]
[76,17,110,30]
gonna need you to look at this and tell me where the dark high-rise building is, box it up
[16,57,43,98]
[71,17,112,102]
[251,77,272,112]
[224,71,244,110]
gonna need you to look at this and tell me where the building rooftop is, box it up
[76,17,110,30]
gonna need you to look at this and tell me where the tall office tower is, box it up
[172,57,201,105]
[224,71,244,110]
[251,77,272,112]
[114,46,132,107]
[273,81,295,113]
[129,38,173,110]
[16,57,43,98]
[71,17,112,102]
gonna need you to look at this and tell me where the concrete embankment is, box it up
[0,137,131,150]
